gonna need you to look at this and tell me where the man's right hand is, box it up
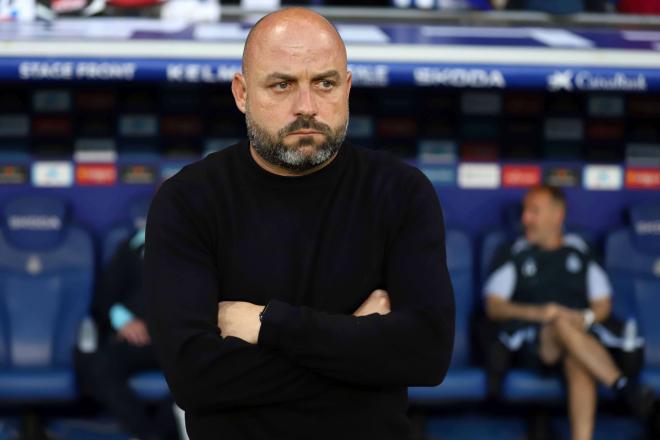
[540,302,561,323]
[118,319,151,346]
[353,289,391,317]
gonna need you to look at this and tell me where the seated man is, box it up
[483,185,654,440]
[77,229,178,440]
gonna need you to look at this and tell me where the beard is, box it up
[246,110,348,173]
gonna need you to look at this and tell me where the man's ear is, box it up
[232,73,247,114]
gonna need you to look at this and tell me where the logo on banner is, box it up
[625,168,660,190]
[120,165,157,185]
[19,62,136,81]
[458,163,501,189]
[0,165,28,184]
[420,166,456,187]
[76,164,117,186]
[548,70,647,92]
[347,64,389,87]
[8,215,62,231]
[32,162,74,187]
[583,165,623,190]
[414,68,505,88]
[544,167,580,187]
[635,221,660,236]
[502,165,541,188]
[167,63,241,83]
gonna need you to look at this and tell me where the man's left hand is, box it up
[217,301,265,344]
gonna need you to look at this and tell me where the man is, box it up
[483,185,654,440]
[144,8,454,440]
[77,228,178,440]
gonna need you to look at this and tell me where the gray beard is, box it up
[246,112,348,173]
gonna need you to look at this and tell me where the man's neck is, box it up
[538,234,563,251]
[249,145,338,177]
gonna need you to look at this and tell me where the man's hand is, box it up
[118,319,151,346]
[540,302,561,324]
[217,301,265,344]
[353,289,391,317]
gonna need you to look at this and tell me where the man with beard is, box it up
[144,8,454,440]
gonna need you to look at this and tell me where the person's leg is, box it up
[80,340,161,439]
[564,354,596,440]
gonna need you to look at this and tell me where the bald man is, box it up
[144,8,454,440]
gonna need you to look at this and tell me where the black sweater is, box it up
[144,141,455,440]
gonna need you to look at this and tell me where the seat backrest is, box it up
[446,229,473,367]
[606,203,660,366]
[102,196,151,265]
[0,194,94,369]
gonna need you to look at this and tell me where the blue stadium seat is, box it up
[0,194,93,402]
[409,229,486,403]
[101,195,169,401]
[606,203,660,393]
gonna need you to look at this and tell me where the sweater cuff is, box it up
[258,299,297,348]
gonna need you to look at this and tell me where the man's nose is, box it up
[293,85,318,117]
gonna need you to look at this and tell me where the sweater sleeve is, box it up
[258,172,455,387]
[144,178,333,412]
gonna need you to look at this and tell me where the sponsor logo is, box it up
[76,164,117,186]
[32,90,71,112]
[8,215,62,231]
[583,165,623,190]
[347,64,389,87]
[119,115,158,137]
[457,163,501,189]
[548,70,647,92]
[161,116,202,137]
[19,62,136,81]
[635,221,660,235]
[167,63,241,83]
[120,165,156,185]
[31,161,74,187]
[625,168,660,190]
[347,116,374,138]
[522,257,538,277]
[502,165,541,188]
[417,140,457,164]
[76,90,116,111]
[0,165,28,184]
[566,253,582,273]
[545,118,583,141]
[32,116,72,137]
[0,115,30,136]
[544,167,580,187]
[654,259,660,278]
[26,255,43,276]
[419,166,456,187]
[414,68,505,88]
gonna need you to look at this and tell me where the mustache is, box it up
[280,116,333,136]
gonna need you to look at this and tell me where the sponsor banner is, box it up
[376,117,417,138]
[161,115,203,137]
[0,115,29,137]
[544,166,580,187]
[417,140,457,164]
[31,161,74,187]
[625,168,660,190]
[585,120,624,141]
[547,70,647,92]
[347,64,389,87]
[32,89,71,112]
[626,143,660,167]
[503,93,544,115]
[504,120,538,139]
[419,165,456,187]
[32,116,72,137]
[583,165,623,190]
[20,62,137,82]
[347,116,374,138]
[76,90,117,111]
[458,163,501,189]
[460,92,502,115]
[502,165,542,188]
[544,118,583,142]
[587,95,624,117]
[167,63,241,84]
[120,164,157,185]
[414,67,506,88]
[628,96,660,118]
[76,164,117,186]
[8,215,62,231]
[0,164,28,184]
[460,142,499,161]
[74,138,117,163]
[119,114,158,137]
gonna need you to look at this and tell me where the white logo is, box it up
[635,221,660,236]
[414,68,505,88]
[548,70,574,91]
[566,253,582,273]
[26,255,43,275]
[522,258,538,277]
[347,64,389,87]
[31,162,74,188]
[167,63,241,83]
[8,215,61,231]
[457,163,501,189]
[583,165,623,191]
[654,259,660,278]
[548,70,647,92]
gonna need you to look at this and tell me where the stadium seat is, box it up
[101,195,169,401]
[606,203,660,393]
[0,194,94,437]
[409,229,486,403]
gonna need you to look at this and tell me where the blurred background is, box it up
[0,0,659,439]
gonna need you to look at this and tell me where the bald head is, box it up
[242,8,347,78]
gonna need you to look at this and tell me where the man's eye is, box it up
[320,80,334,89]
[275,82,289,90]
